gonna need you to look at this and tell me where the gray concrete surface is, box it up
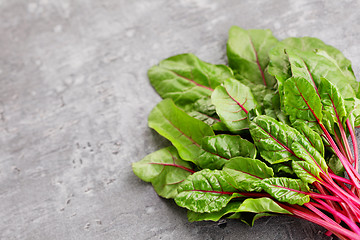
[1,0,359,239]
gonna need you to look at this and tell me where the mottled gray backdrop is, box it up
[1,0,359,239]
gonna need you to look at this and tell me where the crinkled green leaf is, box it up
[249,115,299,164]
[227,26,279,88]
[132,146,194,198]
[148,53,233,108]
[272,163,295,177]
[283,76,323,123]
[223,157,273,191]
[198,135,256,169]
[175,169,241,213]
[148,99,214,165]
[212,78,257,133]
[292,120,325,157]
[260,177,310,205]
[292,161,320,184]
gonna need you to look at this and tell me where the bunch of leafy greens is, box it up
[132,26,360,240]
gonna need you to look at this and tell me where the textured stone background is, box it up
[1,0,359,239]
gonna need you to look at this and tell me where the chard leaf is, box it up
[272,163,295,177]
[187,201,242,222]
[249,115,299,164]
[268,37,357,94]
[318,77,347,125]
[198,135,256,169]
[175,169,242,213]
[187,111,221,127]
[292,120,325,157]
[283,76,323,123]
[223,157,273,191]
[328,155,345,177]
[236,197,291,214]
[148,53,233,108]
[211,121,229,132]
[187,197,290,223]
[260,178,310,205]
[212,78,257,133]
[227,26,278,88]
[132,146,194,198]
[292,160,320,184]
[148,99,214,164]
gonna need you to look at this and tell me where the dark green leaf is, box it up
[148,53,233,107]
[132,146,194,198]
[212,78,257,133]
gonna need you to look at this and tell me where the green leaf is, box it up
[236,197,291,214]
[283,76,323,123]
[148,53,233,108]
[327,154,345,177]
[198,135,256,169]
[148,99,214,164]
[212,78,258,133]
[132,146,194,198]
[187,201,242,222]
[175,169,241,213]
[227,26,279,88]
[268,37,357,92]
[292,120,325,157]
[249,115,299,164]
[318,77,347,125]
[187,197,291,223]
[292,160,320,184]
[223,157,273,191]
[260,177,310,205]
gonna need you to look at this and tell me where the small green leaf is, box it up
[260,177,310,205]
[227,26,279,88]
[148,53,233,108]
[132,146,194,198]
[212,78,257,133]
[148,99,214,164]
[198,135,256,169]
[175,169,241,213]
